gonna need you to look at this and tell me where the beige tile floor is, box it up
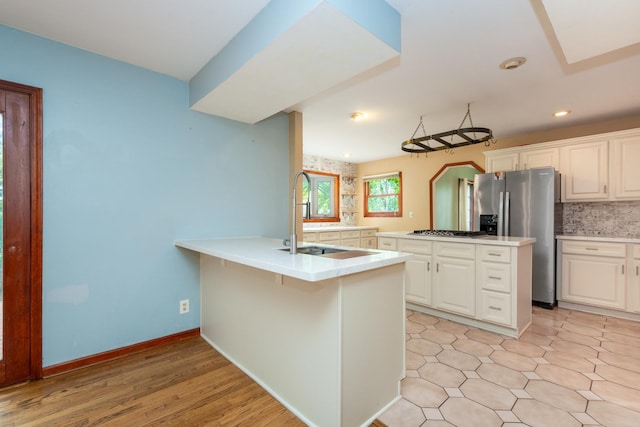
[380,306,640,427]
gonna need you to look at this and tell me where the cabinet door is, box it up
[360,237,377,249]
[519,147,559,170]
[628,259,640,313]
[611,135,640,199]
[560,141,609,201]
[486,152,518,172]
[561,254,625,309]
[433,256,476,316]
[405,253,432,306]
[340,237,360,248]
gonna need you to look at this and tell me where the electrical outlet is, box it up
[179,299,189,314]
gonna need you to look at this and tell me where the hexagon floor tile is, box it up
[379,306,640,427]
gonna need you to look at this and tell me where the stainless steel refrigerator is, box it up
[474,167,561,308]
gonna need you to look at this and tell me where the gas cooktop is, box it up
[408,230,488,238]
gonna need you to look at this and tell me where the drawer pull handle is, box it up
[586,247,598,251]
[437,263,439,273]
[489,306,502,311]
[427,262,430,272]
[622,265,625,275]
[489,276,502,280]
[488,253,501,256]
[636,266,639,276]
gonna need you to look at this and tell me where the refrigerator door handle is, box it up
[504,191,510,236]
[498,191,504,237]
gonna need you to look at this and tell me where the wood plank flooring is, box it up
[0,337,388,426]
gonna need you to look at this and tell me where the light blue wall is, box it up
[0,25,290,366]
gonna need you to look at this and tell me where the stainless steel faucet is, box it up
[289,170,311,254]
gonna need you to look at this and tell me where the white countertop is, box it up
[377,231,536,247]
[174,236,412,282]
[557,234,640,244]
[303,225,377,232]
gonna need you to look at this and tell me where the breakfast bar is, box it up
[175,237,412,427]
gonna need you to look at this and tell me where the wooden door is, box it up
[0,79,43,387]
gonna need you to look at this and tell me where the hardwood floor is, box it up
[0,337,305,426]
[0,336,388,426]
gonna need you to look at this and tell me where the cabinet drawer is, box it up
[479,290,512,326]
[434,242,475,259]
[318,231,341,241]
[341,230,361,239]
[398,238,433,254]
[302,233,317,242]
[378,237,397,251]
[477,245,511,263]
[561,240,626,258]
[478,262,512,293]
[633,244,640,260]
[361,229,377,237]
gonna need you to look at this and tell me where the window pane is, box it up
[368,177,399,195]
[368,196,398,212]
[316,180,331,215]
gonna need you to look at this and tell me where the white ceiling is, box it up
[1,0,640,163]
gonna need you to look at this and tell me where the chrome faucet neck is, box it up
[290,171,311,254]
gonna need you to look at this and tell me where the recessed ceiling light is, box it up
[350,112,366,121]
[343,153,351,158]
[553,110,571,117]
[499,57,527,70]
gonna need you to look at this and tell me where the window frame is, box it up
[363,171,403,218]
[303,170,340,223]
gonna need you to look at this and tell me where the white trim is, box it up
[362,171,400,181]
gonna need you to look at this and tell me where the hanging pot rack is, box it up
[401,103,495,154]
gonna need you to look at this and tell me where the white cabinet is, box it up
[433,242,476,317]
[627,245,640,313]
[520,147,559,171]
[304,228,378,248]
[611,135,640,199]
[486,152,518,172]
[560,140,609,201]
[398,239,432,306]
[559,240,626,310]
[360,229,378,249]
[485,147,559,172]
[378,234,533,337]
[477,245,513,326]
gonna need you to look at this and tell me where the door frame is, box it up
[0,79,43,385]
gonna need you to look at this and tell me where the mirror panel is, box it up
[429,161,484,230]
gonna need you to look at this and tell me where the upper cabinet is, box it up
[561,140,609,201]
[484,128,640,202]
[611,135,640,199]
[485,147,559,172]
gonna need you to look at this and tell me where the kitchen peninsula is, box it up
[378,232,536,337]
[174,237,412,427]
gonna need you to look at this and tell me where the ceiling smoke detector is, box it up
[499,57,527,70]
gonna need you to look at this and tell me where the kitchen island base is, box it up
[200,256,405,427]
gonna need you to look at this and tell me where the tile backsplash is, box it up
[562,200,640,238]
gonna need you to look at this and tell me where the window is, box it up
[364,172,402,217]
[303,170,340,222]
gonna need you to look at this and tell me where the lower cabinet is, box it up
[386,235,532,337]
[398,239,432,306]
[304,228,378,248]
[433,242,476,317]
[629,245,640,313]
[558,240,626,310]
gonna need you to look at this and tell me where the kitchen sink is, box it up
[279,246,378,259]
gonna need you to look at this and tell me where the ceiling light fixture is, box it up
[499,56,527,70]
[401,103,496,155]
[553,110,571,117]
[350,112,366,121]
